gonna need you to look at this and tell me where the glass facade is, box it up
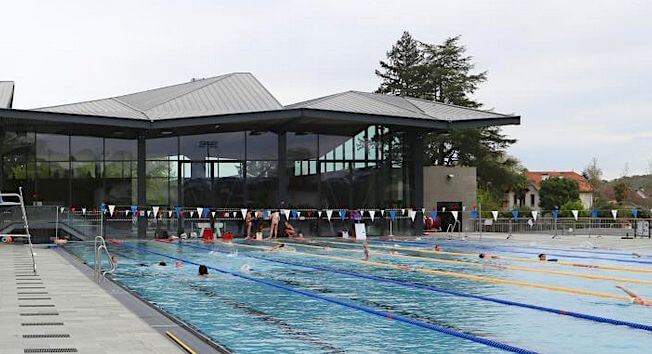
[0,126,414,209]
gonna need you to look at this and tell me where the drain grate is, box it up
[20,313,59,316]
[23,334,71,339]
[17,282,44,285]
[21,322,64,326]
[24,349,78,353]
[18,298,52,300]
[18,287,46,289]
[18,292,49,295]
[19,305,55,308]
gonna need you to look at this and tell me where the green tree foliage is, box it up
[614,180,629,205]
[582,157,602,205]
[560,199,586,217]
[375,32,522,195]
[538,177,580,211]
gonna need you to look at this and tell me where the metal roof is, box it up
[34,73,283,121]
[286,91,512,122]
[0,81,14,109]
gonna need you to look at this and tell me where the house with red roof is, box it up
[505,171,593,210]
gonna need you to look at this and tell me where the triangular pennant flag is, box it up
[211,211,216,218]
[471,210,479,219]
[60,207,65,213]
[380,209,385,217]
[401,208,405,215]
[340,209,347,221]
[108,205,115,217]
[491,210,498,221]
[451,210,459,220]
[280,209,288,220]
[296,211,301,218]
[430,211,438,219]
[552,209,559,220]
[153,206,160,219]
[82,208,87,215]
[124,210,129,216]
[175,207,182,218]
[571,210,579,221]
[408,209,417,222]
[326,209,333,221]
[442,207,446,212]
[241,209,248,219]
[421,208,426,215]
[196,208,203,218]
[512,209,519,220]
[389,210,397,222]
[592,209,598,219]
[369,210,376,222]
[632,208,638,218]
[168,210,173,218]
[147,210,152,217]
[462,206,466,212]
[318,210,323,218]
[611,209,618,220]
[531,210,538,221]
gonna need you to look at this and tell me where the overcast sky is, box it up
[1,0,650,179]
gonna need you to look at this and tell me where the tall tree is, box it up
[375,32,522,197]
[582,157,603,206]
[538,177,580,211]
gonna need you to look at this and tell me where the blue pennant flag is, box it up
[263,209,270,219]
[552,209,559,221]
[175,206,182,218]
[389,210,397,222]
[471,210,479,220]
[290,209,297,219]
[512,209,519,220]
[100,203,107,212]
[430,211,438,219]
[130,205,138,216]
[632,208,638,219]
[340,209,347,221]
[591,209,598,219]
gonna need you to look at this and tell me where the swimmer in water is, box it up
[240,264,253,273]
[267,243,286,252]
[538,253,558,262]
[198,264,209,276]
[434,245,442,252]
[175,260,183,268]
[158,261,167,266]
[363,242,370,261]
[478,253,499,259]
[616,285,652,306]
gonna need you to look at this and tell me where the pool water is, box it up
[63,239,652,353]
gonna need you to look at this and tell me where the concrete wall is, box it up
[423,166,477,212]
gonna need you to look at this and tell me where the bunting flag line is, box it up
[552,209,559,221]
[326,209,333,222]
[462,206,466,212]
[491,210,498,221]
[512,209,518,220]
[124,210,129,216]
[317,210,322,218]
[108,205,115,217]
[168,210,174,218]
[632,208,638,219]
[369,210,376,222]
[197,208,204,219]
[531,210,538,221]
[82,208,87,215]
[470,210,479,220]
[611,209,618,220]
[389,210,397,222]
[380,209,385,217]
[131,205,138,216]
[296,211,301,218]
[401,208,405,215]
[211,211,216,218]
[60,207,65,213]
[340,209,346,221]
[241,208,248,220]
[592,209,598,219]
[153,206,160,219]
[147,210,152,217]
[451,210,459,221]
[282,209,290,220]
[408,209,417,222]
[571,210,579,221]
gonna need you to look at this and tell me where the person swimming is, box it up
[240,264,253,273]
[198,264,209,276]
[158,261,167,266]
[434,245,442,252]
[175,260,183,268]
[479,253,499,259]
[538,253,558,262]
[363,242,370,261]
[616,285,652,306]
[267,243,286,252]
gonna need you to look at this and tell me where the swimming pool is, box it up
[63,239,652,353]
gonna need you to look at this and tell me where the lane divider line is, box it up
[173,242,652,333]
[165,331,198,354]
[121,242,537,354]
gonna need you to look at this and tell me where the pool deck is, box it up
[0,244,224,354]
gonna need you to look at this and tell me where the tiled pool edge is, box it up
[56,246,232,354]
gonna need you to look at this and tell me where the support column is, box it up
[277,131,288,208]
[408,130,424,235]
[137,134,147,238]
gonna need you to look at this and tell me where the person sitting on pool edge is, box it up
[616,285,652,306]
[538,253,558,262]
[284,221,296,238]
[479,253,499,259]
[198,264,209,276]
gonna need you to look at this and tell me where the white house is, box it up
[506,171,593,210]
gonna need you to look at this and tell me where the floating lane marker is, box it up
[173,242,652,333]
[122,243,537,354]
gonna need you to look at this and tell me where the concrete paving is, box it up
[0,244,184,354]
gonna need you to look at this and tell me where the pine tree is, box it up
[375,31,426,97]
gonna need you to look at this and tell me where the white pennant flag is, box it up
[82,208,87,215]
[147,210,152,217]
[326,209,333,221]
[318,210,322,218]
[282,209,290,220]
[108,205,115,216]
[168,210,173,218]
[369,210,376,222]
[296,211,301,218]
[571,210,579,221]
[380,209,385,216]
[197,208,204,218]
[153,206,160,219]
[491,210,498,221]
[421,208,425,215]
[611,209,618,220]
[60,207,65,213]
[124,210,129,216]
[211,211,216,218]
[241,209,248,219]
[442,207,447,212]
[531,210,538,221]
[451,210,459,220]
[401,208,406,215]
[408,209,417,222]
[462,206,466,212]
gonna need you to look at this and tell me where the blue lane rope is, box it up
[120,242,537,354]
[175,242,652,333]
[428,239,652,258]
[369,240,652,265]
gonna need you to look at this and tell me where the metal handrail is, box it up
[445,220,462,240]
[94,236,117,282]
[0,187,36,274]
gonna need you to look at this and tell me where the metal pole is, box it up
[478,203,482,241]
[55,206,59,241]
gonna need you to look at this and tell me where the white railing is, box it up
[0,187,36,274]
[94,236,117,282]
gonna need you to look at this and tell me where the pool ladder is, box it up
[445,220,462,240]
[0,187,37,275]
[94,236,117,282]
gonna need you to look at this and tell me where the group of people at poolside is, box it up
[243,210,308,241]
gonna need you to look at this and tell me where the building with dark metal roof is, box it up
[0,72,519,237]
